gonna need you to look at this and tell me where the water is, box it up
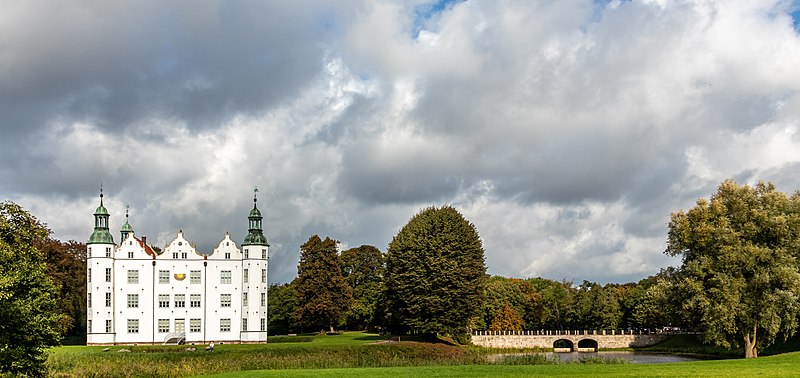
[489,351,701,364]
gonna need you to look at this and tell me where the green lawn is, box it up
[199,352,800,378]
[46,332,800,378]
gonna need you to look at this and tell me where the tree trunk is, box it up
[743,322,758,358]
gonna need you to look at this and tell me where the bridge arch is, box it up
[553,339,574,352]
[577,338,598,352]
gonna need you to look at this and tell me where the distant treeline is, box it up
[268,268,680,336]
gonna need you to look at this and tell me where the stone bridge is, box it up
[471,330,672,352]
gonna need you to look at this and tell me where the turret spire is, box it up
[89,185,115,245]
[120,204,133,242]
[243,187,269,246]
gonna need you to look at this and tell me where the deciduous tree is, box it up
[667,180,800,358]
[384,206,486,337]
[268,283,298,335]
[489,302,524,331]
[36,238,87,339]
[0,202,64,376]
[293,235,352,333]
[340,245,384,330]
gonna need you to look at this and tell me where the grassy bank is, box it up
[47,332,484,377]
[637,333,800,358]
[46,332,800,377]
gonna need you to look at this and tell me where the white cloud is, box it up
[4,0,800,284]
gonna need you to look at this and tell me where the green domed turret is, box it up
[243,187,269,247]
[120,205,133,242]
[88,186,115,245]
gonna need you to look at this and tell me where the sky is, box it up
[3,0,800,285]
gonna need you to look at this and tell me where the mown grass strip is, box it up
[198,352,800,378]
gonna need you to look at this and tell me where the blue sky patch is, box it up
[412,0,464,38]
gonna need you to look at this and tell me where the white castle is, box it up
[86,188,269,345]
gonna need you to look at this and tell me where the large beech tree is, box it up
[667,180,800,358]
[384,206,486,337]
[293,235,352,333]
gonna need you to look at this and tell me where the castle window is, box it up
[105,319,112,333]
[105,247,111,257]
[127,294,139,308]
[244,249,249,259]
[260,318,265,331]
[128,251,134,258]
[127,319,139,334]
[261,269,266,284]
[190,319,201,333]
[190,294,201,308]
[159,270,170,284]
[87,293,92,308]
[88,320,92,332]
[181,252,187,259]
[105,292,111,307]
[262,249,266,259]
[220,319,231,332]
[220,294,231,308]
[225,251,230,259]
[190,270,201,284]
[220,271,232,284]
[159,294,170,308]
[173,252,178,259]
[260,292,265,307]
[242,318,248,331]
[88,268,91,283]
[242,292,248,307]
[105,268,111,282]
[175,294,185,308]
[127,270,139,284]
[243,269,249,283]
[158,319,170,333]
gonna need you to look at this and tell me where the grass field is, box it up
[197,352,800,378]
[46,332,800,377]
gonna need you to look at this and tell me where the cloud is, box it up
[3,0,800,284]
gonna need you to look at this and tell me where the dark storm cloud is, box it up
[0,0,354,158]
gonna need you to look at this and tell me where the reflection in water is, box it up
[489,351,701,364]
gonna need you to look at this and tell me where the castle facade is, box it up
[86,189,269,345]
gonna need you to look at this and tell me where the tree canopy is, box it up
[666,180,800,358]
[384,206,486,337]
[37,238,87,338]
[293,235,352,333]
[340,245,384,330]
[0,201,64,376]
